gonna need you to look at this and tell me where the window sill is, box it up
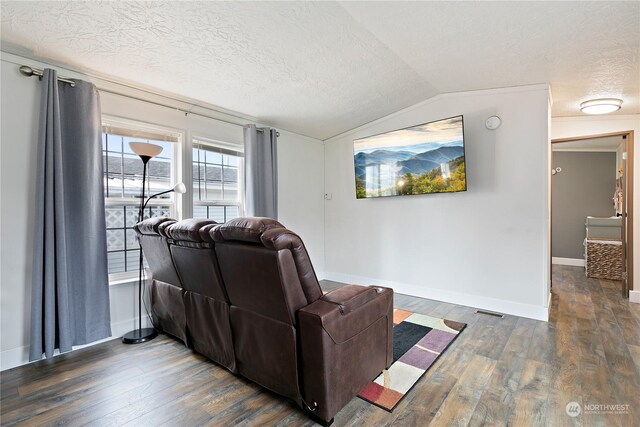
[109,276,138,287]
[108,269,149,287]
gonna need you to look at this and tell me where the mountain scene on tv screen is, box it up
[354,116,466,198]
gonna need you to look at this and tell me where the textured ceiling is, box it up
[1,1,638,140]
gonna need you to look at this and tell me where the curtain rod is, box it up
[18,64,280,137]
[20,65,76,87]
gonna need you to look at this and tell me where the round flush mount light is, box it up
[580,98,622,115]
[485,115,502,130]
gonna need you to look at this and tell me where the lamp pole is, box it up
[137,156,149,334]
[122,142,162,344]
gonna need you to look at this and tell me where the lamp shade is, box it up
[580,98,622,115]
[173,182,187,194]
[129,142,163,158]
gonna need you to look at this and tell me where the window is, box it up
[102,120,180,278]
[192,139,244,223]
[101,121,244,281]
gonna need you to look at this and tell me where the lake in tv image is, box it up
[353,115,466,199]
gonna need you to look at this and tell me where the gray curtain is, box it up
[243,124,278,218]
[30,69,111,361]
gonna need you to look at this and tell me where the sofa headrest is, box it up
[211,217,285,244]
[134,217,177,236]
[157,220,175,238]
[260,228,304,251]
[166,218,219,243]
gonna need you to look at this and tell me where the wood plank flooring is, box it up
[2,266,639,426]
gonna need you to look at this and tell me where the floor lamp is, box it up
[123,141,163,344]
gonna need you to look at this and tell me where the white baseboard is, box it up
[322,271,549,322]
[0,346,30,372]
[0,316,152,372]
[552,257,585,267]
[630,290,640,304]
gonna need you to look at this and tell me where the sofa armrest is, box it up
[301,285,387,343]
[321,284,381,314]
[297,285,393,422]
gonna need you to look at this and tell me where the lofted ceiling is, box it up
[1,1,638,140]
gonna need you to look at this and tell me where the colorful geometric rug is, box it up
[357,308,466,411]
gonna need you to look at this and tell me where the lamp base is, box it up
[122,327,158,344]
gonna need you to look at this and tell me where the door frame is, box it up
[551,130,634,297]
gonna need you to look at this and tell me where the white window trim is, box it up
[102,115,183,142]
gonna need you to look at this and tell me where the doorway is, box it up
[551,131,634,297]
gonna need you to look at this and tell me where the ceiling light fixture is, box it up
[580,98,623,115]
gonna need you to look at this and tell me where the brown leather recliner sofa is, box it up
[134,217,393,425]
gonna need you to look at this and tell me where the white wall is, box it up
[0,53,324,370]
[323,84,551,320]
[552,115,640,300]
[278,130,325,270]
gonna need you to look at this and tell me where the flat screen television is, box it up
[353,115,466,199]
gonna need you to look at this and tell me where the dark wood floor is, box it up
[2,266,639,426]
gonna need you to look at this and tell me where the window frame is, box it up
[102,116,183,283]
[190,136,245,222]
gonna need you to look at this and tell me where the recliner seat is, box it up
[133,217,187,344]
[165,218,236,372]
